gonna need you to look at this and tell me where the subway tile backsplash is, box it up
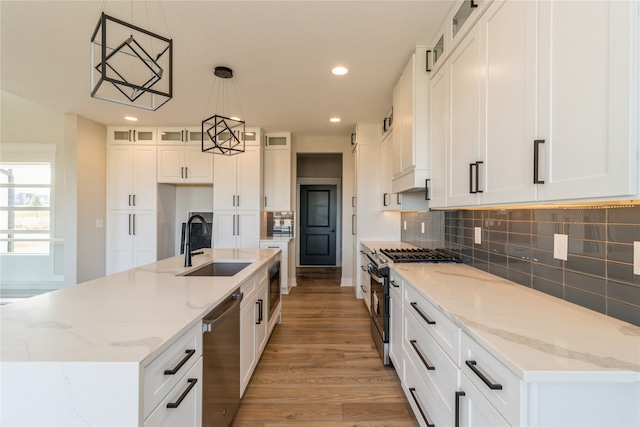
[401,205,640,326]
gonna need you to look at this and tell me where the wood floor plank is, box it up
[231,267,418,427]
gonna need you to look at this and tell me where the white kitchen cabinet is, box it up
[107,144,157,274]
[240,268,268,396]
[391,48,430,193]
[458,372,510,427]
[449,0,492,50]
[213,210,260,249]
[535,0,639,202]
[157,127,203,144]
[213,144,261,212]
[107,126,156,144]
[263,133,291,211]
[428,66,447,208]
[157,144,213,184]
[358,248,371,312]
[380,131,403,210]
[427,19,448,76]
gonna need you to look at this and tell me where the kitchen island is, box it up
[0,248,280,426]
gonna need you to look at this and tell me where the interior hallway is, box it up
[232,267,418,426]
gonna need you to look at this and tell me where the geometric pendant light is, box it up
[90,13,173,110]
[201,66,246,155]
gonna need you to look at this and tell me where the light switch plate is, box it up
[634,242,640,276]
[96,219,104,229]
[474,227,481,244]
[554,234,568,261]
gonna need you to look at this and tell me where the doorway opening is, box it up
[296,153,342,267]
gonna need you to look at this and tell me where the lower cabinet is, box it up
[259,239,294,294]
[240,268,269,396]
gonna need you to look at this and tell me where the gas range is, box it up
[378,248,462,264]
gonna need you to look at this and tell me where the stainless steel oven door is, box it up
[368,264,389,365]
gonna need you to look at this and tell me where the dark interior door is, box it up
[300,185,337,265]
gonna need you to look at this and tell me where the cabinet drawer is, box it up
[389,270,402,297]
[460,333,521,426]
[144,356,203,426]
[143,322,203,419]
[240,267,266,308]
[404,308,459,416]
[404,282,460,365]
[458,371,510,427]
[403,354,449,427]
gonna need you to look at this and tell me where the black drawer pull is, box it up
[166,378,197,409]
[409,387,435,427]
[455,391,466,427]
[534,139,545,184]
[390,280,399,288]
[410,302,436,325]
[465,360,503,390]
[164,349,196,375]
[256,299,263,324]
[410,340,435,370]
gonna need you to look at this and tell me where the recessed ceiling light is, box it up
[124,116,138,121]
[331,66,348,76]
[330,117,341,123]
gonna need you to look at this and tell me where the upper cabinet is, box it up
[157,144,213,184]
[450,0,492,50]
[157,127,203,144]
[391,48,430,193]
[535,0,639,201]
[107,126,156,144]
[263,132,291,211]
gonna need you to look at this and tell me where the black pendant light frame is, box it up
[90,13,173,110]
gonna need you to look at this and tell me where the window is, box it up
[1,159,53,255]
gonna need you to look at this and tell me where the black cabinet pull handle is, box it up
[396,194,402,205]
[390,280,399,288]
[383,193,389,207]
[469,163,475,194]
[475,161,483,193]
[128,214,132,235]
[164,349,196,375]
[166,378,197,408]
[426,50,432,72]
[455,391,466,427]
[465,360,503,390]
[409,388,435,427]
[264,196,267,208]
[410,339,435,370]
[425,179,431,200]
[534,139,545,184]
[185,167,188,179]
[471,0,478,7]
[132,214,136,235]
[256,299,263,324]
[129,194,132,206]
[410,302,436,325]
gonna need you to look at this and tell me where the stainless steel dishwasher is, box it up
[202,289,243,427]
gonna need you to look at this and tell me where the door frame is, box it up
[296,178,342,267]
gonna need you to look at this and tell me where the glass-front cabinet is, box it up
[157,127,203,144]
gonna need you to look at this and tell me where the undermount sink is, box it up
[183,262,252,277]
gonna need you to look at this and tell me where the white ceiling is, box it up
[1,1,454,137]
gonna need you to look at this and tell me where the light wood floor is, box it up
[232,267,418,427]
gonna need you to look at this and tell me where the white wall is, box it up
[292,135,354,286]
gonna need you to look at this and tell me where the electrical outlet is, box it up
[474,227,481,244]
[421,222,425,234]
[634,242,640,276]
[554,234,568,261]
[403,220,407,230]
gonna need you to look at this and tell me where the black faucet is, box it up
[184,214,211,267]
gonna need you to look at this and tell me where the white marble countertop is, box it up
[361,241,640,382]
[0,248,279,365]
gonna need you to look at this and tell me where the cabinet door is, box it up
[255,279,269,355]
[213,155,237,210]
[537,0,639,201]
[108,145,134,210]
[108,127,156,144]
[185,127,203,145]
[213,211,237,248]
[133,146,157,210]
[158,127,186,144]
[236,212,260,248]
[263,149,291,211]
[185,146,213,183]
[480,0,538,205]
[429,67,448,208]
[448,25,482,207]
[235,146,262,211]
[391,81,403,178]
[389,285,403,368]
[401,54,415,174]
[132,210,157,268]
[458,373,510,427]
[157,145,186,183]
[240,296,257,396]
[107,211,133,274]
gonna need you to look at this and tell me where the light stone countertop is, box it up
[361,241,640,383]
[0,248,280,365]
